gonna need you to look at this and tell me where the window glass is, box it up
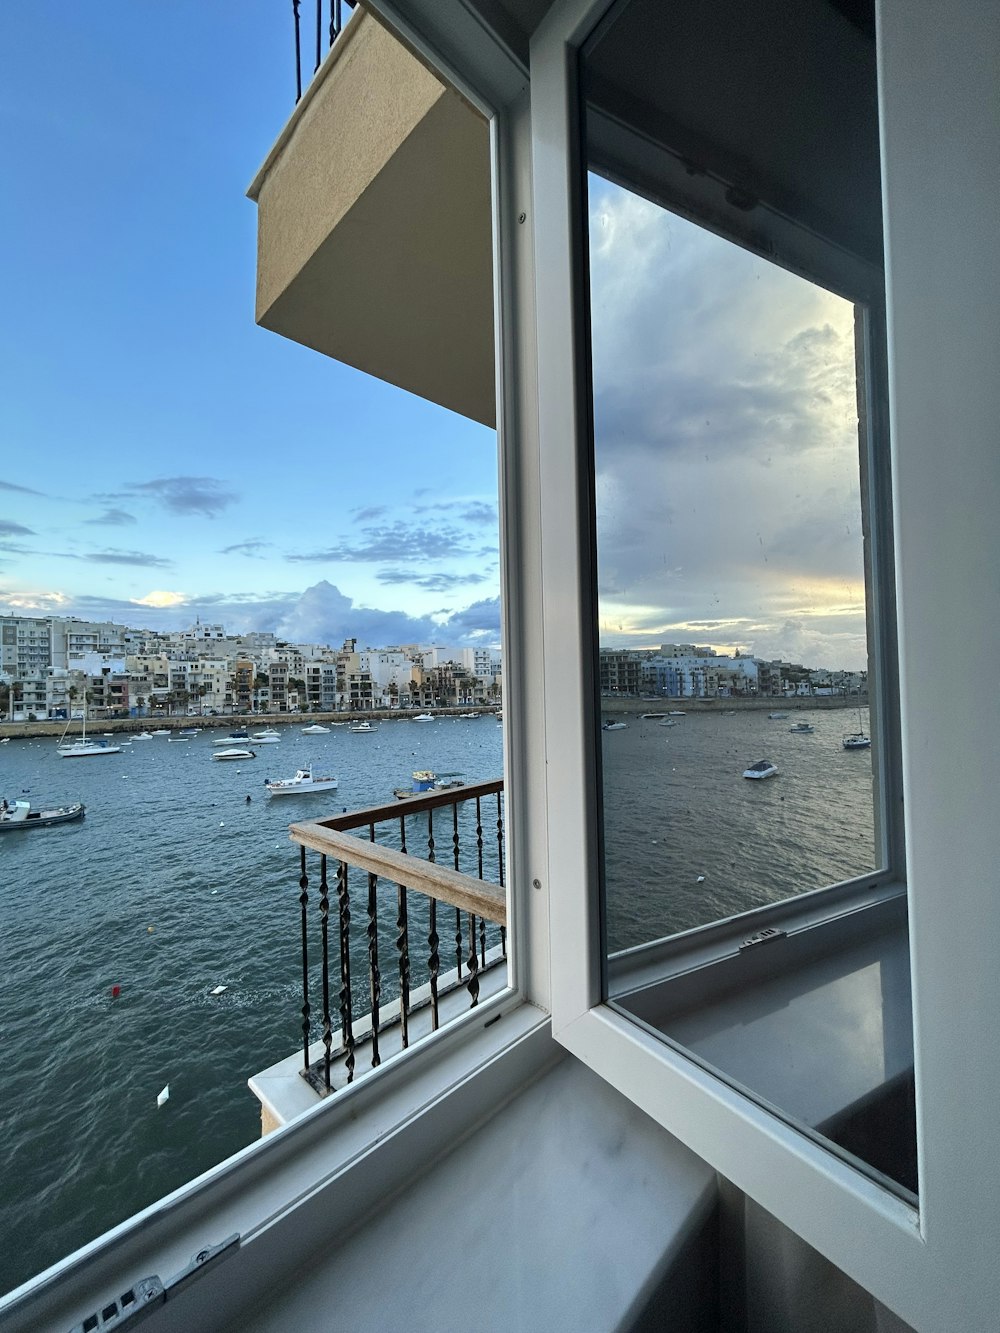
[581,0,914,1197]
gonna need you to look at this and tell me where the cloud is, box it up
[0,520,35,537]
[413,500,497,525]
[119,476,237,517]
[377,569,490,592]
[289,521,484,564]
[84,508,136,527]
[586,181,869,669]
[275,581,500,649]
[220,539,272,557]
[0,480,45,496]
[79,549,174,568]
[352,505,388,521]
[133,590,188,608]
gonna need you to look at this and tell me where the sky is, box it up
[0,2,501,650]
[1,5,869,671]
[588,181,870,672]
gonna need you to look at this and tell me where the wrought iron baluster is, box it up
[479,912,487,969]
[367,822,381,1068]
[452,801,460,869]
[338,859,355,1083]
[329,0,342,48]
[292,0,303,103]
[428,899,440,1030]
[427,807,435,863]
[397,884,410,1049]
[320,855,332,1091]
[452,802,463,977]
[467,911,480,1006]
[399,813,407,857]
[475,795,484,879]
[314,0,322,72]
[497,792,506,957]
[299,847,310,1070]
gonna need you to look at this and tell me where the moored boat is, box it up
[743,760,779,779]
[412,713,434,722]
[265,766,338,796]
[0,798,85,831]
[842,733,871,750]
[393,770,465,799]
[602,720,627,731]
[211,748,257,761]
[348,720,376,733]
[301,723,331,735]
[789,722,815,734]
[57,714,121,758]
[251,729,281,744]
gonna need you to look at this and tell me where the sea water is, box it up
[0,707,874,1294]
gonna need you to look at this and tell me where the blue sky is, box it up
[0,2,500,648]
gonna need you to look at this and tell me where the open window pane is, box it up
[581,0,913,1197]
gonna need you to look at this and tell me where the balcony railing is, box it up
[291,1,352,103]
[290,780,506,1096]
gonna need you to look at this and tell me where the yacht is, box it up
[251,728,282,744]
[743,759,779,780]
[347,720,377,733]
[57,715,121,759]
[412,712,434,722]
[211,748,256,762]
[301,723,331,735]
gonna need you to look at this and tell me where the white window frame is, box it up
[530,0,1000,1328]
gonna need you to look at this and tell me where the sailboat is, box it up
[57,712,121,759]
[842,698,871,750]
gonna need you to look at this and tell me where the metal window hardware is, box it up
[738,927,787,952]
[69,1234,239,1332]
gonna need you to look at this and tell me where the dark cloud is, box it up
[288,521,482,564]
[413,500,497,526]
[586,183,868,668]
[0,480,45,496]
[119,476,237,517]
[84,508,136,527]
[440,597,502,640]
[0,520,35,537]
[79,549,174,568]
[220,539,272,557]
[377,569,489,592]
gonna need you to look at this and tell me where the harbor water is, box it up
[0,706,874,1295]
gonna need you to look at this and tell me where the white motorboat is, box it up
[301,723,331,734]
[658,719,678,727]
[213,730,252,744]
[211,748,257,761]
[348,720,376,733]
[743,760,779,779]
[768,711,789,720]
[668,710,686,716]
[789,722,815,734]
[602,720,627,731]
[412,713,434,722]
[0,798,85,831]
[251,729,282,744]
[133,731,154,741]
[152,729,170,736]
[265,766,338,796]
[57,715,121,759]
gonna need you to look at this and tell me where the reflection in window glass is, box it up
[589,180,879,953]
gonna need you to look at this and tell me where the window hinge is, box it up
[69,1233,239,1332]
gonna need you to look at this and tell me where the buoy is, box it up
[696,875,706,883]
[147,926,154,934]
[111,984,121,998]
[157,1085,169,1108]
[210,985,228,996]
[245,795,251,803]
[219,821,225,828]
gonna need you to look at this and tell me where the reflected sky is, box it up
[589,179,867,671]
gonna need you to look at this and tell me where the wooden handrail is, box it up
[289,820,507,926]
[314,778,503,833]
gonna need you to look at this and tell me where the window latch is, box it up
[738,926,787,952]
[69,1233,239,1332]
